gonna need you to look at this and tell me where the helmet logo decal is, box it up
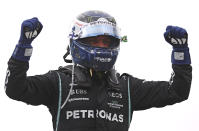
[97,18,109,22]
[69,26,79,39]
[88,20,116,27]
[94,57,112,62]
[69,21,84,39]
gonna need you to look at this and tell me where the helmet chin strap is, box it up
[63,45,72,63]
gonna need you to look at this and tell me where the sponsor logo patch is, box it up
[66,109,123,123]
[107,101,124,109]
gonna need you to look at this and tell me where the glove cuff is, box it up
[12,44,33,62]
[172,47,191,65]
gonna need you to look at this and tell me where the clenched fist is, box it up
[19,17,43,44]
[164,26,188,48]
[12,17,43,61]
[164,26,191,65]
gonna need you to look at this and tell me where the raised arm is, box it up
[129,26,192,111]
[4,18,56,106]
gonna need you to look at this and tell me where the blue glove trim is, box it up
[172,47,191,64]
[12,44,33,62]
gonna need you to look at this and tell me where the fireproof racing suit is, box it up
[5,58,192,131]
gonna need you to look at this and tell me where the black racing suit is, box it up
[5,58,192,131]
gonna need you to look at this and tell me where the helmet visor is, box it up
[77,35,120,49]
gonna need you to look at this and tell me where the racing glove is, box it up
[12,17,43,61]
[164,26,191,65]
